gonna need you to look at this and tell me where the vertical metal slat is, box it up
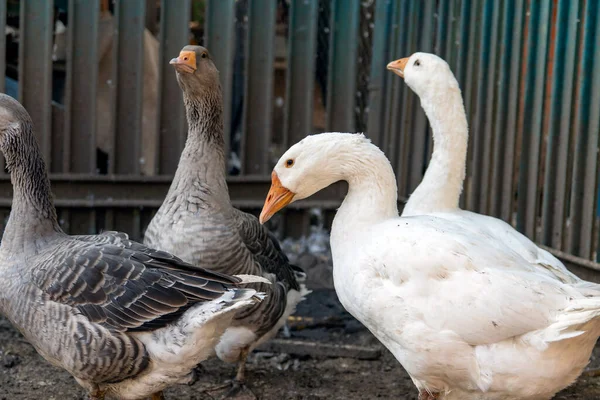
[366,0,394,149]
[66,0,99,173]
[114,0,145,175]
[541,0,580,248]
[459,0,480,209]
[205,0,235,163]
[516,0,552,238]
[0,0,7,173]
[157,0,190,174]
[0,0,6,94]
[569,0,600,258]
[18,0,53,164]
[468,0,497,213]
[500,0,525,222]
[489,0,515,218]
[393,0,415,197]
[326,0,360,132]
[407,0,436,195]
[242,0,276,175]
[284,0,318,148]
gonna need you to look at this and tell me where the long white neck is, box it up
[402,86,468,216]
[330,141,399,245]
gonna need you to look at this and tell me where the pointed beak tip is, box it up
[260,174,295,225]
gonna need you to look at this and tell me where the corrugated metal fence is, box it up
[0,0,598,268]
[367,0,600,264]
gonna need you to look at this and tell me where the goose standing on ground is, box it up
[259,131,600,399]
[144,45,309,398]
[0,94,266,400]
[386,53,577,283]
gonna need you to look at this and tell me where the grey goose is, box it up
[144,45,309,398]
[0,94,265,400]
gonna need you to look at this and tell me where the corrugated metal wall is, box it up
[367,0,600,263]
[0,0,598,267]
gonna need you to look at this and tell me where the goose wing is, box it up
[32,231,241,332]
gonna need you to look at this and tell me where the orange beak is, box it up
[170,50,196,73]
[259,171,296,224]
[386,57,409,78]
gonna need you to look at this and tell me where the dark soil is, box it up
[2,290,600,399]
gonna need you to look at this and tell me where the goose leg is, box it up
[151,392,165,400]
[88,389,106,400]
[204,347,256,399]
[418,391,440,400]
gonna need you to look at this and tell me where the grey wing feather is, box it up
[33,231,241,333]
[232,209,302,291]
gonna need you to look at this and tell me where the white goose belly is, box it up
[330,249,595,400]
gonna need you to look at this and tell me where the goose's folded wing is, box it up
[368,219,581,347]
[32,232,241,332]
[232,209,302,289]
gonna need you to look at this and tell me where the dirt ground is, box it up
[2,289,600,400]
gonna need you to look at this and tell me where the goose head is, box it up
[259,132,372,224]
[171,45,220,96]
[387,52,459,99]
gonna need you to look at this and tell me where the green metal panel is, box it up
[407,0,435,195]
[394,0,416,196]
[205,0,235,161]
[367,0,394,149]
[157,0,191,174]
[568,0,599,259]
[517,0,553,238]
[0,0,5,94]
[326,0,360,132]
[468,0,498,213]
[541,0,580,248]
[66,0,100,173]
[500,0,525,222]
[18,0,53,164]
[285,0,319,147]
[114,0,146,174]
[242,0,276,175]
[460,0,481,209]
[489,0,517,218]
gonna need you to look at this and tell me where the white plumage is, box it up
[261,128,600,399]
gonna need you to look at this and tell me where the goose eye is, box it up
[285,159,294,168]
[201,52,208,59]
[414,59,421,67]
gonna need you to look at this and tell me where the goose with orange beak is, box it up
[258,53,600,400]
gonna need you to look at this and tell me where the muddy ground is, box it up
[1,288,600,400]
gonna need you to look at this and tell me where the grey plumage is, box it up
[144,46,309,390]
[0,94,262,399]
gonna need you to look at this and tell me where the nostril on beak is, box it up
[268,194,272,201]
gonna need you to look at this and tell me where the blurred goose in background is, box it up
[386,52,578,284]
[144,45,309,398]
[259,130,600,399]
[0,94,266,400]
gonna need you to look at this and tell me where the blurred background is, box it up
[0,0,598,275]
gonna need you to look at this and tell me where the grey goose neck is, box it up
[0,115,62,253]
[169,91,230,207]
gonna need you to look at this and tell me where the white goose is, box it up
[259,131,600,399]
[386,52,578,284]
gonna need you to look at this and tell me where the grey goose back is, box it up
[0,94,265,400]
[144,45,309,396]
